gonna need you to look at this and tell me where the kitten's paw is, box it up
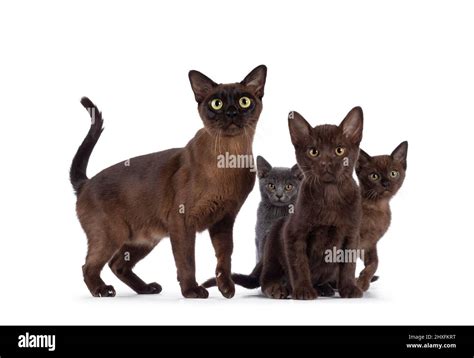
[356,277,370,292]
[339,285,363,298]
[182,285,209,299]
[217,277,235,299]
[136,282,162,295]
[292,286,318,300]
[93,285,116,297]
[316,283,335,297]
[262,283,290,299]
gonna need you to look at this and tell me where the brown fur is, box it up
[355,141,408,291]
[260,108,364,299]
[70,65,267,298]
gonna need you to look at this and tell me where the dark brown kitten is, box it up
[261,108,364,300]
[70,65,267,298]
[355,141,408,291]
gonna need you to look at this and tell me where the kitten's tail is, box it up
[70,97,104,195]
[202,261,262,289]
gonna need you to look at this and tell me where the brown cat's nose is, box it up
[225,106,238,119]
[381,179,390,188]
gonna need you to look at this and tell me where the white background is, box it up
[0,0,472,325]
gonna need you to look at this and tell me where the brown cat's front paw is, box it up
[182,285,209,299]
[262,282,290,299]
[217,277,235,299]
[339,285,363,298]
[93,285,116,297]
[356,277,370,292]
[292,286,318,300]
[136,282,162,295]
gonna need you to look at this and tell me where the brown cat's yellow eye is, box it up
[210,98,223,110]
[390,170,400,178]
[335,146,345,156]
[285,184,293,191]
[239,96,252,109]
[370,173,380,181]
[308,148,319,157]
[267,183,275,191]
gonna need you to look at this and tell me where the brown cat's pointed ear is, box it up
[291,164,304,180]
[391,141,408,169]
[340,106,363,145]
[188,70,218,103]
[288,111,312,147]
[241,65,267,98]
[257,155,272,178]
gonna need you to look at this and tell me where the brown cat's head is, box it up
[288,107,363,184]
[188,65,267,137]
[356,141,408,200]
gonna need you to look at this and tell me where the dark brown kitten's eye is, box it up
[267,183,275,191]
[390,170,400,178]
[335,146,345,156]
[369,173,380,181]
[239,96,252,109]
[285,184,293,191]
[210,98,223,110]
[308,148,319,157]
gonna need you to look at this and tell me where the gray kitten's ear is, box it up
[188,70,218,103]
[288,111,312,147]
[241,65,267,98]
[257,155,272,178]
[340,106,363,145]
[391,141,408,169]
[291,164,304,180]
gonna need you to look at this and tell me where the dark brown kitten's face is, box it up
[356,141,408,200]
[288,107,364,184]
[189,65,267,137]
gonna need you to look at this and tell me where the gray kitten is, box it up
[255,156,303,262]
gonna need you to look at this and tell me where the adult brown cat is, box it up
[261,108,364,300]
[355,141,408,291]
[70,65,267,298]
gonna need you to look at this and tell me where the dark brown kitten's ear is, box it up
[288,111,312,147]
[257,155,272,178]
[358,149,372,164]
[188,70,218,103]
[356,149,371,173]
[340,106,363,145]
[241,65,267,98]
[291,164,304,180]
[391,141,408,169]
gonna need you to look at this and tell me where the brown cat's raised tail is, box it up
[202,261,262,289]
[70,97,104,195]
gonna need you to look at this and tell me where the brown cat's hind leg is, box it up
[109,243,162,294]
[357,247,378,291]
[315,282,335,297]
[82,237,119,297]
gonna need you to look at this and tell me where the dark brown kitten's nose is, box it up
[382,179,390,188]
[225,106,238,119]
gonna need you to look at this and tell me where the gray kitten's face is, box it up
[257,156,302,207]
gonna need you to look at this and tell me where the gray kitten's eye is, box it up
[285,184,293,191]
[267,183,275,191]
[369,173,380,181]
[390,170,400,178]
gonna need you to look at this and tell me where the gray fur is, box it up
[255,156,303,261]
